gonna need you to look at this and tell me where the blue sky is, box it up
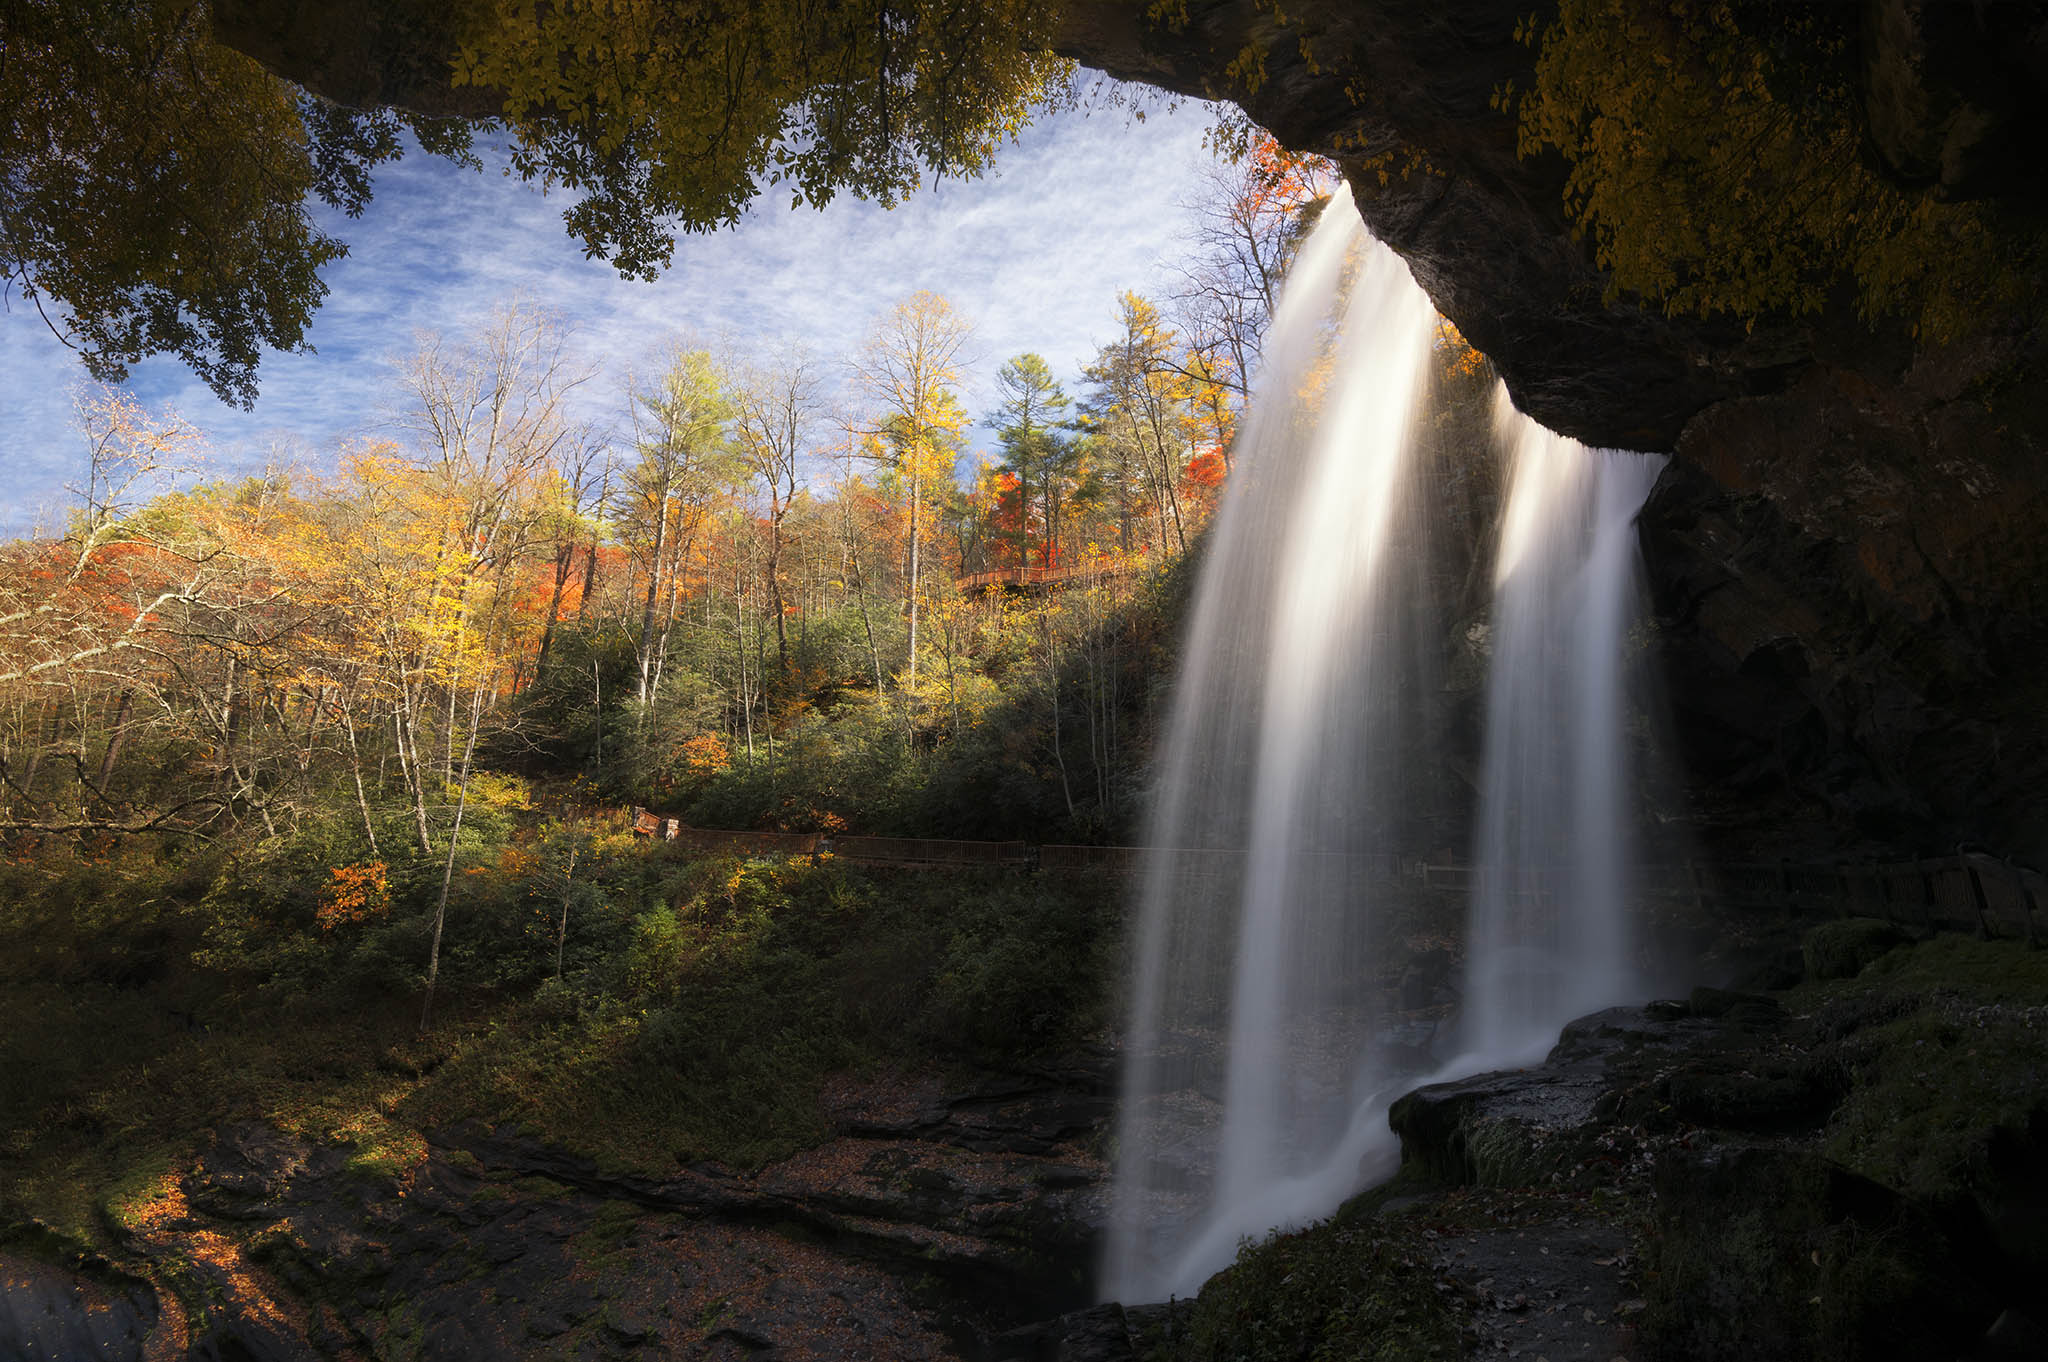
[0,87,1219,536]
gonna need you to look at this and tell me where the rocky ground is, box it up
[1013,925,2048,1362]
[0,1054,1116,1361]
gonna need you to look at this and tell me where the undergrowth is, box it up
[0,831,1121,1243]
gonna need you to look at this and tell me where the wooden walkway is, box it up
[628,811,2045,943]
[953,558,1132,595]
[1418,853,2047,942]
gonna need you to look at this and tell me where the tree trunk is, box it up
[94,688,134,790]
[537,540,575,677]
[637,491,670,705]
[589,656,604,773]
[648,514,694,716]
[19,700,57,797]
[768,508,790,677]
[396,694,434,853]
[575,539,601,623]
[294,683,325,777]
[340,697,379,855]
[1043,610,1076,818]
[1160,438,1189,553]
[554,838,578,980]
[220,655,238,797]
[905,467,922,692]
[421,678,487,1032]
[850,548,885,697]
[734,557,753,759]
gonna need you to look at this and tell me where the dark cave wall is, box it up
[1064,0,1801,453]
[1641,333,2048,860]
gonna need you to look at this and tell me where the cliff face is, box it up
[212,0,2048,855]
[1641,333,2048,855]
[1059,0,1799,453]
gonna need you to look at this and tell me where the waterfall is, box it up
[1103,184,1442,1302]
[1460,393,1666,1065]
[1104,187,1668,1305]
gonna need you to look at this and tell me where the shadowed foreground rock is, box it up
[0,1058,1115,1361]
[9,936,2043,1360]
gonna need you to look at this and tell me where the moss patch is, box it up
[390,859,1121,1173]
[1173,1200,1459,1362]
[1643,1147,1990,1362]
[1790,935,2048,1208]
[1639,933,2048,1358]
[3,849,1123,1234]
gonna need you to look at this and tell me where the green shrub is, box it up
[1803,918,1910,981]
[928,879,1110,1056]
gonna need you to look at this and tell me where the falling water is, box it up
[1104,185,1443,1302]
[1104,187,1671,1305]
[1461,393,1666,1064]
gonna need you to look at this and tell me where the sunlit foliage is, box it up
[454,0,1075,277]
[1511,0,2042,337]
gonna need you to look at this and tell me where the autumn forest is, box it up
[3,140,1351,843]
[1,136,1460,1227]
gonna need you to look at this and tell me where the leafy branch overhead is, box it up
[0,1,480,407]
[1,0,1070,405]
[14,0,2036,430]
[453,0,1073,276]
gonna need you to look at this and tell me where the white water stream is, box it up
[1461,394,1666,1065]
[1103,187,1666,1302]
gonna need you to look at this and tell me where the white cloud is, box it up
[0,87,1219,535]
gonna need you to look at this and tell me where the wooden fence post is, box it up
[1963,855,1996,939]
[2009,858,2041,948]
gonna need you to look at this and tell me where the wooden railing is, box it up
[953,558,1132,594]
[629,815,1406,879]
[832,834,1032,868]
[628,811,2044,942]
[1419,852,2045,944]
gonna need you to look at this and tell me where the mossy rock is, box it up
[1460,1116,1566,1188]
[1687,985,1788,1026]
[1177,1206,1457,1362]
[1663,1061,1838,1132]
[1803,919,1911,982]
